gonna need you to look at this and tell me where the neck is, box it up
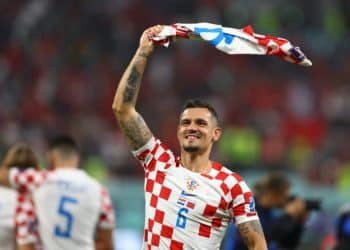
[52,159,79,170]
[180,149,212,174]
[54,165,77,170]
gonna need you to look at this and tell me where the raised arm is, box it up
[112,25,163,150]
[237,220,267,250]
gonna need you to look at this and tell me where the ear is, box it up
[212,127,222,142]
[176,124,181,141]
[46,151,56,169]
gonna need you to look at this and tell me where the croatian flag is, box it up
[153,22,312,67]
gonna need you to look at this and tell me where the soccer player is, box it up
[0,143,39,250]
[112,25,267,249]
[0,135,115,250]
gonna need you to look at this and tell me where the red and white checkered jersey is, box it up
[9,168,115,250]
[0,187,37,250]
[133,137,259,250]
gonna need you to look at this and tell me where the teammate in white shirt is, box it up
[112,25,267,249]
[0,136,115,250]
[0,143,39,250]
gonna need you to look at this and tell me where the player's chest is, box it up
[145,169,229,218]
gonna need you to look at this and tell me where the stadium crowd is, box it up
[0,0,350,178]
[1,0,350,249]
[1,0,349,187]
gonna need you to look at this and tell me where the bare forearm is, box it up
[112,26,161,150]
[112,48,149,114]
[237,220,267,250]
[112,48,153,150]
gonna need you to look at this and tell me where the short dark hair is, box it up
[48,135,80,157]
[254,172,290,196]
[2,143,39,170]
[182,99,219,125]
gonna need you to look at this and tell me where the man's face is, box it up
[177,108,221,153]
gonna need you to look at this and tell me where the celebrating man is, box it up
[113,25,267,250]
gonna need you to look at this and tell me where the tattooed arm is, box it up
[237,220,267,250]
[112,26,163,150]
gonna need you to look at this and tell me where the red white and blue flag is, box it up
[153,22,312,67]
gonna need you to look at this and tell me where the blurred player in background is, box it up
[0,143,40,250]
[0,135,115,250]
[334,203,350,250]
[113,25,267,249]
[224,172,312,250]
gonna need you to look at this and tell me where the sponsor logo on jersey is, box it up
[180,190,196,197]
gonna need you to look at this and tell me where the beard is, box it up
[183,145,200,153]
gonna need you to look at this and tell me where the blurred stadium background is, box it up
[1,0,350,249]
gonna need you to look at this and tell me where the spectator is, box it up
[224,172,313,250]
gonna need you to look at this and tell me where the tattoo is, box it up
[137,51,148,58]
[118,113,152,150]
[250,220,264,236]
[237,220,265,249]
[238,223,253,248]
[123,66,140,103]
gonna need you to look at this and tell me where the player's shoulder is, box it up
[76,170,103,187]
[137,136,172,153]
[134,136,176,165]
[211,162,252,199]
[0,186,17,195]
[211,161,245,183]
[0,186,17,204]
[75,170,109,193]
[52,169,101,187]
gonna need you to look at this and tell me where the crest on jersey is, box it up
[186,179,199,192]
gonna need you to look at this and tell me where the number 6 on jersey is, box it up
[54,196,78,238]
[176,207,189,229]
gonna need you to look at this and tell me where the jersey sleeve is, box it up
[132,136,176,172]
[9,168,47,193]
[229,174,259,225]
[15,194,39,245]
[97,186,115,229]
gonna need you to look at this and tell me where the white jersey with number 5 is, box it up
[9,168,115,250]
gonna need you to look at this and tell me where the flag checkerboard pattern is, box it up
[15,194,41,247]
[154,22,312,67]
